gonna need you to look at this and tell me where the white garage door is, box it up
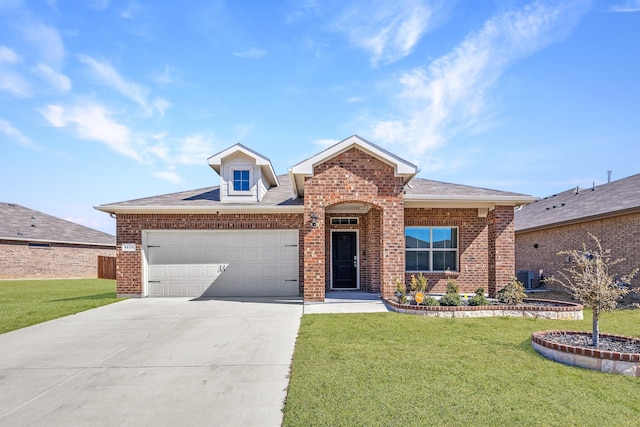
[144,230,299,297]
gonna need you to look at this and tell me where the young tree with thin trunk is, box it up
[548,233,638,347]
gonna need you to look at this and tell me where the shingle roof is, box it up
[515,173,640,232]
[0,202,115,246]
[405,177,531,199]
[97,173,533,214]
[96,174,303,212]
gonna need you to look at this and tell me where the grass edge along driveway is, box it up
[0,278,120,334]
[283,310,640,427]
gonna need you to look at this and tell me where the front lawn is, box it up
[0,278,120,334]
[283,309,640,426]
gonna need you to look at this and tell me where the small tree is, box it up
[548,233,638,347]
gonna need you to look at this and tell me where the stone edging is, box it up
[532,330,640,377]
[384,298,583,320]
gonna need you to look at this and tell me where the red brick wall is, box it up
[0,240,114,279]
[115,213,304,296]
[516,211,640,290]
[488,206,516,296]
[304,147,405,301]
[404,208,489,294]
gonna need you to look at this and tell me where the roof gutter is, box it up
[0,236,116,247]
[94,204,305,215]
[405,194,537,205]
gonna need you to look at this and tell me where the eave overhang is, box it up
[95,204,304,215]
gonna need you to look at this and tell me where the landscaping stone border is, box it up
[385,298,583,320]
[532,330,640,377]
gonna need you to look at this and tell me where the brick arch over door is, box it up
[303,147,405,302]
[324,202,383,294]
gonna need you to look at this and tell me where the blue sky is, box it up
[2,0,639,235]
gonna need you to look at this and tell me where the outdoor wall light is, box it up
[310,212,318,228]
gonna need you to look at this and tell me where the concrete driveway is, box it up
[0,297,302,427]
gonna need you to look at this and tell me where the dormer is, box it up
[208,144,279,203]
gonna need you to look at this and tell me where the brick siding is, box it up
[516,211,640,290]
[304,147,405,301]
[404,208,489,294]
[0,239,114,279]
[115,213,303,296]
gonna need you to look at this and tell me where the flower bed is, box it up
[385,298,583,320]
[532,330,640,377]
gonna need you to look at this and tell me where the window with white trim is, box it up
[405,227,458,272]
[232,169,250,191]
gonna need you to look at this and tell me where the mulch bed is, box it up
[543,333,640,354]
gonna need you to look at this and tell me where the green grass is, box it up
[0,278,120,334]
[283,309,640,426]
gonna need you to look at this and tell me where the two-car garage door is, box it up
[144,230,299,297]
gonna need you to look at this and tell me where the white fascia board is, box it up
[95,204,304,215]
[290,135,417,178]
[404,194,537,207]
[2,236,116,247]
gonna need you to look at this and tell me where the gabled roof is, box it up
[96,174,303,214]
[0,202,115,246]
[515,173,640,232]
[289,135,418,197]
[208,143,279,187]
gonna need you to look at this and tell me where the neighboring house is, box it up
[515,173,640,290]
[96,135,534,301]
[0,203,116,279]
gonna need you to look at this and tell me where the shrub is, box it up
[467,288,489,306]
[410,273,428,293]
[497,278,527,305]
[395,278,407,304]
[420,296,439,306]
[446,280,459,294]
[439,279,461,306]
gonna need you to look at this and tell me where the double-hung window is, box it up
[232,170,250,191]
[405,227,458,272]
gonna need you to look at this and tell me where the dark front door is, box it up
[332,232,357,289]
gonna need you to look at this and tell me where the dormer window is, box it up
[233,170,250,191]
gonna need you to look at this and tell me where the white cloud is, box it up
[146,133,214,165]
[153,167,184,184]
[173,134,215,165]
[32,63,71,92]
[346,96,363,103]
[0,69,31,97]
[153,65,172,86]
[0,118,38,149]
[371,0,591,158]
[41,102,143,161]
[608,0,640,12]
[152,98,171,117]
[232,48,267,59]
[21,22,65,68]
[0,45,21,64]
[332,0,436,66]
[78,54,158,115]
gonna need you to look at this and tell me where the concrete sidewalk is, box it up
[303,292,391,314]
[0,297,302,427]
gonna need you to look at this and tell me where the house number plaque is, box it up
[121,243,136,252]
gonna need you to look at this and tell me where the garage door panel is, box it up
[145,230,299,297]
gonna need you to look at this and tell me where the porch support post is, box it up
[303,204,326,302]
[380,200,405,299]
[487,206,515,297]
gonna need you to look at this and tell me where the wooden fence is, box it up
[98,256,116,279]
